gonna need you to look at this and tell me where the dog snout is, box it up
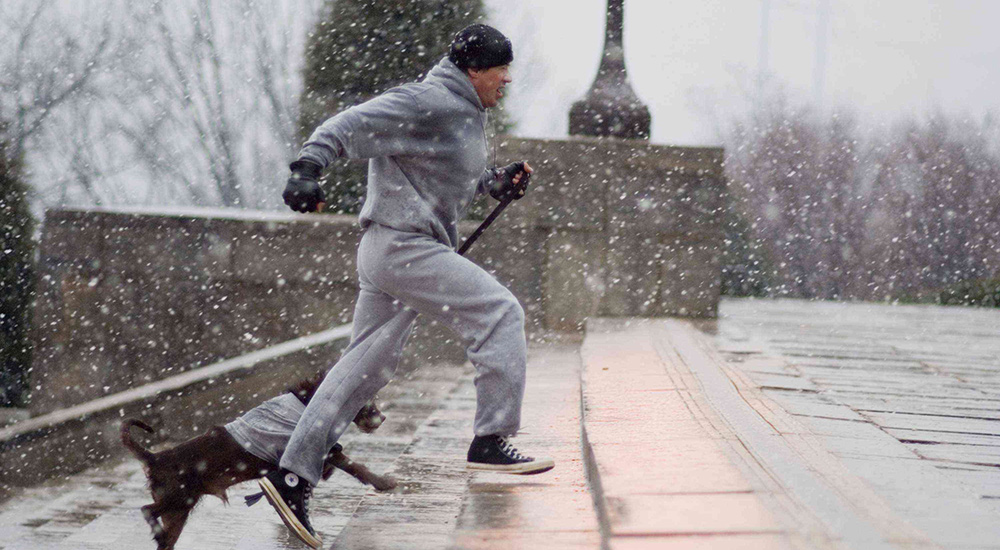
[356,413,385,434]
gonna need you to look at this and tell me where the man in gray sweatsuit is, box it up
[242,24,553,548]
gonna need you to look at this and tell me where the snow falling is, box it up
[0,0,998,510]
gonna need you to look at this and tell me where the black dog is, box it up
[121,372,394,549]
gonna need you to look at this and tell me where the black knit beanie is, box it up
[448,24,513,70]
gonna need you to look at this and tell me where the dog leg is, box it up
[157,508,191,550]
[328,449,397,491]
[141,503,169,548]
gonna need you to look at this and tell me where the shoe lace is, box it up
[497,436,527,461]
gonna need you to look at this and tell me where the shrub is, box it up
[0,134,35,407]
[938,278,1000,308]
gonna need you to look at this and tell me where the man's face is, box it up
[468,65,511,108]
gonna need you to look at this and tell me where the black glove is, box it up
[489,161,531,201]
[283,159,326,213]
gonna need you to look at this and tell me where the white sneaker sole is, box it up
[258,478,323,549]
[466,458,556,475]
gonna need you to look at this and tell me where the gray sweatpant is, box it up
[230,223,527,485]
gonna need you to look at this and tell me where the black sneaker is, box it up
[257,468,322,549]
[466,435,555,474]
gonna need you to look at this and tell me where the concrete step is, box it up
[719,298,1000,547]
[578,317,975,549]
[5,300,1000,550]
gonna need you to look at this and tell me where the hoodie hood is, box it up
[424,57,484,111]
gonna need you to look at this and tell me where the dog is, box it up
[121,371,395,550]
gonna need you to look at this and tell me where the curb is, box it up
[579,384,612,550]
[674,319,940,549]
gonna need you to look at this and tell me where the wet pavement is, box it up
[1,298,999,549]
[0,340,596,550]
[716,299,1000,549]
[0,361,469,550]
[582,318,800,550]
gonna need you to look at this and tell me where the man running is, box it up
[240,24,553,548]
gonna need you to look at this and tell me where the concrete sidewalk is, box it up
[1,300,998,549]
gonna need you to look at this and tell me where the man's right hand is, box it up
[284,160,326,213]
[490,161,532,201]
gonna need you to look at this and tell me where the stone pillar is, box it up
[569,0,651,139]
[489,137,725,332]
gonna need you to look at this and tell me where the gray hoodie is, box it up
[299,57,495,249]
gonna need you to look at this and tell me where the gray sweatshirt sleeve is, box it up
[476,167,497,196]
[298,89,435,168]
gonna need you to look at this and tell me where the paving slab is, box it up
[609,533,796,550]
[606,492,782,536]
[841,396,1000,420]
[883,427,1000,446]
[908,443,1000,465]
[764,392,867,422]
[860,412,1000,437]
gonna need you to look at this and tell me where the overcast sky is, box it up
[490,0,1000,146]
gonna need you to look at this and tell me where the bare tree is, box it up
[111,0,322,209]
[723,88,1000,303]
[0,0,116,168]
[867,114,1000,299]
[6,0,542,212]
[2,0,319,210]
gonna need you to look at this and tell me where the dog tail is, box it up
[120,419,156,464]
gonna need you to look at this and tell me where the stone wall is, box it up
[30,136,723,414]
